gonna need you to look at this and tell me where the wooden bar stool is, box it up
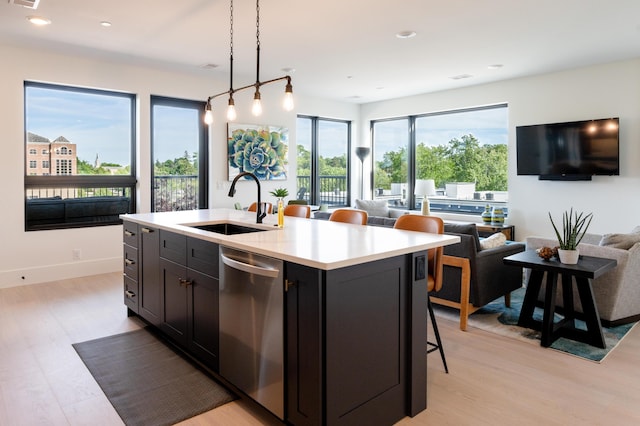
[247,202,273,214]
[328,208,368,225]
[394,214,449,373]
[284,204,311,218]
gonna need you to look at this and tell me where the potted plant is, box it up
[548,208,593,264]
[269,187,289,201]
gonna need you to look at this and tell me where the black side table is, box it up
[503,250,616,348]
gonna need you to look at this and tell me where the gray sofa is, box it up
[526,232,640,326]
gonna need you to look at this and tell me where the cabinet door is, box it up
[123,221,139,248]
[324,256,409,426]
[188,268,219,371]
[285,262,323,426]
[160,230,187,264]
[187,237,219,278]
[140,226,162,325]
[160,258,189,346]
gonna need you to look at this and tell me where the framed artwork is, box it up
[227,123,289,181]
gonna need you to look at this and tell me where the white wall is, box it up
[3,39,637,287]
[0,41,357,288]
[360,59,640,241]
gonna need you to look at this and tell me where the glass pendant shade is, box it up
[204,105,214,125]
[283,88,294,111]
[252,90,263,116]
[226,97,237,121]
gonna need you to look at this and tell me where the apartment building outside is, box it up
[26,132,77,176]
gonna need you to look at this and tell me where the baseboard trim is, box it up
[0,257,121,289]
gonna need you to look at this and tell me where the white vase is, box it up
[558,249,580,265]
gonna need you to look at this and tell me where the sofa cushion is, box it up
[600,231,640,250]
[354,199,389,217]
[444,222,481,251]
[479,232,506,250]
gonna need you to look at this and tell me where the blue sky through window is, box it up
[25,85,132,166]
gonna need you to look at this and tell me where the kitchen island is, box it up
[121,209,459,426]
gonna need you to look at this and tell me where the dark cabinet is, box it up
[285,262,322,426]
[139,225,162,325]
[122,221,139,314]
[158,230,220,370]
[286,254,416,426]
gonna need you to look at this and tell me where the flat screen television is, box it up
[516,118,619,180]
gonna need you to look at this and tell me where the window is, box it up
[296,116,351,207]
[150,96,208,212]
[372,118,410,207]
[24,82,136,231]
[372,105,508,214]
[29,160,37,168]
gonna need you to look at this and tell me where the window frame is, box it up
[24,81,137,231]
[370,104,508,212]
[150,95,209,212]
[296,115,352,207]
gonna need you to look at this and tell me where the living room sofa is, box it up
[526,231,640,326]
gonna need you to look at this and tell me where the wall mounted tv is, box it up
[516,118,619,181]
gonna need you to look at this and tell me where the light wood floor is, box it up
[1,272,639,425]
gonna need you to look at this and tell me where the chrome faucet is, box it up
[228,172,266,224]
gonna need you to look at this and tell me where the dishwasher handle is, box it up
[221,252,280,278]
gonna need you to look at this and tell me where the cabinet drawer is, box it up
[123,245,138,280]
[160,230,187,264]
[123,221,139,248]
[124,275,138,312]
[187,238,219,278]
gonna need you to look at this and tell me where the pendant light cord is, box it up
[229,0,234,93]
[255,0,260,86]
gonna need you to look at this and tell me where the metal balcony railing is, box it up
[153,175,199,212]
[296,175,348,206]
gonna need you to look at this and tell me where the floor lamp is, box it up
[415,179,436,215]
[355,147,370,199]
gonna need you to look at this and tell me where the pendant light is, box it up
[204,0,294,125]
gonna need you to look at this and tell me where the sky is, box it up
[26,85,134,166]
[296,107,508,160]
[26,84,507,166]
[373,106,508,161]
[152,105,199,163]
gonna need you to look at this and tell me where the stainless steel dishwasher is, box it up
[219,246,284,419]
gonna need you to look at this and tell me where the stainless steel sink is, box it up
[187,223,271,235]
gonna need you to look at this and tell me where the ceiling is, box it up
[2,0,640,104]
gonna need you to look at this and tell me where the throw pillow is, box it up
[479,232,507,250]
[354,199,389,217]
[599,232,640,250]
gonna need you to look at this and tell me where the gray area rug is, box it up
[73,328,235,426]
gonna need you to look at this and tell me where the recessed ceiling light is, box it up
[201,63,219,70]
[26,15,51,26]
[449,74,473,80]
[100,21,112,27]
[281,67,296,74]
[396,30,416,39]
[487,64,503,70]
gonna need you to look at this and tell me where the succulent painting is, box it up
[228,125,288,180]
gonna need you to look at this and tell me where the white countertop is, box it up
[121,209,460,270]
